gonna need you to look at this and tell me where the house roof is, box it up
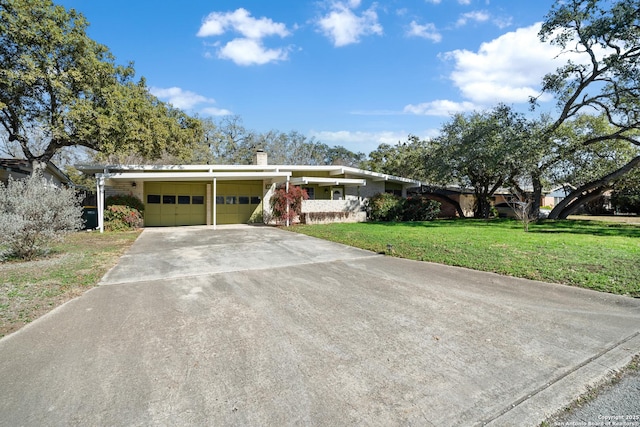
[0,158,72,184]
[75,164,423,187]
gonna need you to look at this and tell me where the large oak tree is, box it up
[535,0,640,219]
[0,0,201,164]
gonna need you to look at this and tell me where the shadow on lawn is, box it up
[369,218,640,238]
[531,220,640,238]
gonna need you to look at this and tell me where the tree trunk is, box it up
[530,173,543,219]
[548,155,640,219]
[556,187,607,219]
[474,191,492,219]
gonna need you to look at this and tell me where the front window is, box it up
[303,187,315,200]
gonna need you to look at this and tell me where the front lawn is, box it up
[289,219,640,296]
[0,231,140,337]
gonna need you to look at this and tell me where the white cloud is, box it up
[403,100,477,116]
[197,8,291,66]
[456,10,490,27]
[150,87,232,116]
[458,0,471,5]
[150,87,214,110]
[197,8,289,39]
[201,107,233,116]
[493,16,513,29]
[218,38,289,66]
[425,0,442,4]
[407,21,442,43]
[316,1,383,47]
[443,23,567,104]
[402,23,592,117]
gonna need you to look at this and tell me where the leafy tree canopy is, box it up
[0,0,202,164]
[428,105,528,218]
[536,0,640,218]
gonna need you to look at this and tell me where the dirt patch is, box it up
[0,231,140,338]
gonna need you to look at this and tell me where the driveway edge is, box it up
[484,332,640,426]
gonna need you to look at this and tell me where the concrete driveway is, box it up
[1,225,639,426]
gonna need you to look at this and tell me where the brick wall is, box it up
[105,180,143,201]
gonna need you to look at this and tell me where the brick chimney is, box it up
[254,149,268,166]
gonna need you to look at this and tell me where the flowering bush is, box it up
[106,194,144,212]
[104,205,143,231]
[367,193,404,222]
[269,185,308,225]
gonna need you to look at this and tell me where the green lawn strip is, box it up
[0,230,140,337]
[289,219,640,296]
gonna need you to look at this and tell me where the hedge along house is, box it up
[77,151,422,232]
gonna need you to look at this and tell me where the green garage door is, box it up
[216,181,263,224]
[144,182,206,226]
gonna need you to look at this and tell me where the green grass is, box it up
[0,230,140,337]
[289,219,640,296]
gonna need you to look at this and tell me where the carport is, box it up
[94,167,292,231]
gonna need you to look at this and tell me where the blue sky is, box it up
[57,0,563,154]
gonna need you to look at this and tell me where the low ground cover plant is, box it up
[290,219,640,296]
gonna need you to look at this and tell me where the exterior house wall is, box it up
[105,180,144,201]
[0,164,69,187]
[300,199,366,225]
[0,169,29,184]
[262,182,277,224]
[358,180,385,199]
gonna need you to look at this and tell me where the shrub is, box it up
[270,185,308,225]
[103,205,143,231]
[368,193,441,222]
[402,197,441,221]
[0,170,83,260]
[106,194,144,212]
[367,193,404,221]
[611,190,640,214]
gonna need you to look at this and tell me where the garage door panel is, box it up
[215,180,263,224]
[144,182,206,227]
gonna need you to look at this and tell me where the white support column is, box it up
[206,183,212,226]
[286,178,290,227]
[213,178,217,230]
[97,176,105,233]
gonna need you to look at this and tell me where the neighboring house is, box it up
[414,185,475,218]
[0,158,72,187]
[76,151,422,232]
[542,184,576,208]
